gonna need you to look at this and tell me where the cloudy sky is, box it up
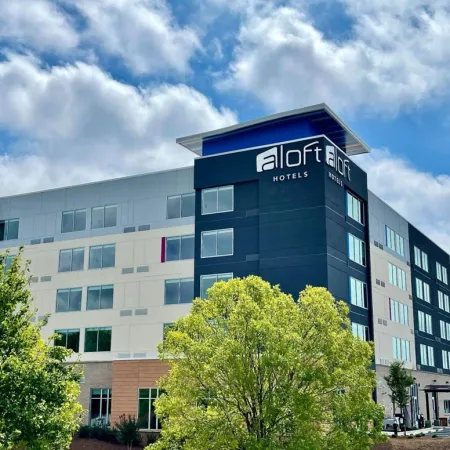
[1,0,450,250]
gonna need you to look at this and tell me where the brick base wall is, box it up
[110,359,169,427]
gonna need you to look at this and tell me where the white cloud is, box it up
[0,0,78,52]
[223,2,450,114]
[0,53,237,195]
[356,149,450,253]
[75,0,200,75]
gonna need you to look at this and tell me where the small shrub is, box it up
[432,434,438,438]
[146,432,161,444]
[425,420,432,428]
[408,435,414,439]
[78,425,91,439]
[433,419,440,426]
[391,434,398,438]
[114,414,142,449]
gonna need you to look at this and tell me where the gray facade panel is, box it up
[368,191,410,262]
[0,167,194,248]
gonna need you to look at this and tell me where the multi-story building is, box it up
[1,104,449,429]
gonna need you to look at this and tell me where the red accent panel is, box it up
[161,237,166,263]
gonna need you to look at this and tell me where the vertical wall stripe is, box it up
[161,237,166,263]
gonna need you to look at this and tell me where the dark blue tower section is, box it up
[193,130,371,330]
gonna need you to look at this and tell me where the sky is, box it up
[1,0,450,250]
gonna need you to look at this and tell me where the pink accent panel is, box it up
[161,237,166,263]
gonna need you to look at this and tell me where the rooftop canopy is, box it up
[177,103,370,157]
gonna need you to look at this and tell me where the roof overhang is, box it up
[423,385,450,392]
[177,103,370,157]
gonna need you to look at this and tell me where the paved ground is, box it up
[372,433,450,450]
[70,439,142,449]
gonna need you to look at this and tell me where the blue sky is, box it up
[1,0,450,249]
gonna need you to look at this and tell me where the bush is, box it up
[433,419,440,426]
[146,432,161,445]
[391,434,398,438]
[425,420,432,428]
[114,414,142,448]
[432,434,438,438]
[78,425,91,439]
[408,435,414,439]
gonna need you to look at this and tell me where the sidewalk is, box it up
[383,427,442,437]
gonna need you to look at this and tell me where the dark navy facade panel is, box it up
[194,134,372,334]
[202,116,320,157]
[409,224,450,374]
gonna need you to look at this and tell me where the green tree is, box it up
[149,276,385,450]
[0,250,83,449]
[384,361,414,434]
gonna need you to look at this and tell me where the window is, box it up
[414,246,428,272]
[440,321,450,341]
[393,337,411,362]
[437,262,448,285]
[416,278,430,302]
[444,355,450,372]
[438,291,450,312]
[348,234,366,266]
[0,218,19,241]
[388,263,407,290]
[87,285,114,310]
[418,311,432,334]
[420,344,435,367]
[201,229,233,258]
[91,205,117,229]
[58,248,84,272]
[165,278,194,304]
[200,273,233,299]
[90,389,112,426]
[167,193,195,219]
[165,235,194,261]
[85,327,112,352]
[2,254,15,272]
[56,288,82,312]
[61,209,86,233]
[346,192,364,224]
[390,299,408,326]
[349,277,368,308]
[385,226,405,257]
[54,329,80,352]
[202,186,234,215]
[351,322,369,341]
[138,388,161,430]
[89,244,115,269]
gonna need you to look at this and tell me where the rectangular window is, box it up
[2,254,15,272]
[90,389,112,426]
[54,329,80,352]
[437,262,449,285]
[87,285,114,310]
[200,273,233,299]
[388,263,407,290]
[56,288,82,312]
[91,205,117,229]
[138,388,161,430]
[0,218,19,241]
[165,278,194,305]
[420,344,435,366]
[438,291,450,312]
[414,246,428,272]
[440,321,450,341]
[444,356,450,373]
[346,192,364,224]
[416,278,430,302]
[89,244,115,269]
[201,229,234,258]
[385,226,405,257]
[58,248,84,272]
[349,277,368,309]
[61,209,87,233]
[348,233,366,266]
[390,299,408,326]
[444,267,448,285]
[85,327,112,352]
[167,193,195,219]
[351,322,369,341]
[202,186,234,215]
[392,337,411,362]
[418,311,432,334]
[445,401,450,415]
[165,235,194,261]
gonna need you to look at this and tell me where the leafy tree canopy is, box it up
[0,250,83,450]
[150,276,385,450]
